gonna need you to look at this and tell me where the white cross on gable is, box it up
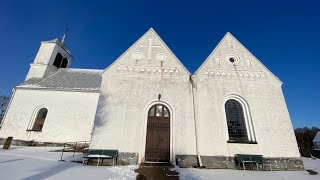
[140,38,161,60]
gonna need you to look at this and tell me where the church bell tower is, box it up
[25,33,73,81]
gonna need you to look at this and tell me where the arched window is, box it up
[31,108,48,131]
[61,58,68,68]
[148,104,170,118]
[53,53,62,68]
[225,99,248,142]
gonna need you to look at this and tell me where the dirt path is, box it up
[135,164,179,180]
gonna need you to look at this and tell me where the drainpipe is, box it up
[0,88,16,128]
[190,75,203,167]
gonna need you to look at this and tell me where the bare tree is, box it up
[295,127,320,157]
[0,96,10,124]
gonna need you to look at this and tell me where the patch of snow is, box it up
[0,146,138,180]
[1,146,320,180]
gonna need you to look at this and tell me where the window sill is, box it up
[227,140,257,144]
[26,130,42,132]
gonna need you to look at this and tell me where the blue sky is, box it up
[0,0,319,128]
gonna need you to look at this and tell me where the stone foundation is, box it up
[175,155,199,167]
[200,155,304,170]
[0,138,65,147]
[201,156,235,169]
[117,152,139,165]
[86,152,139,166]
[264,157,304,170]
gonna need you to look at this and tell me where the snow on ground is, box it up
[176,158,320,180]
[0,146,138,180]
[0,146,319,180]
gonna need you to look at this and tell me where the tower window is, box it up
[61,58,68,68]
[53,53,68,68]
[53,53,62,68]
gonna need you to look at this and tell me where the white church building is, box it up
[0,28,303,170]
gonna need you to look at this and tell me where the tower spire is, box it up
[61,28,69,44]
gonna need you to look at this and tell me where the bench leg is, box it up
[97,158,100,166]
[243,163,245,170]
[256,163,259,171]
[112,158,114,166]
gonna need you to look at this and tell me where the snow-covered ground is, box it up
[0,146,319,180]
[0,146,138,180]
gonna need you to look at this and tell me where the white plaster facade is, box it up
[194,33,300,159]
[0,89,99,143]
[89,29,197,163]
[0,28,301,168]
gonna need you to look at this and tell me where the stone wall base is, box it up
[200,155,304,170]
[0,139,305,170]
[87,152,139,166]
[201,156,235,169]
[118,152,139,165]
[0,138,65,147]
[264,157,304,170]
[175,155,199,167]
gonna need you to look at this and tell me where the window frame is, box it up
[27,106,48,132]
[223,95,256,144]
[225,99,248,142]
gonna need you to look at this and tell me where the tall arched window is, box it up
[31,108,48,131]
[53,53,63,68]
[225,99,248,142]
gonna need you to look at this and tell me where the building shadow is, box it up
[0,158,24,164]
[22,162,75,180]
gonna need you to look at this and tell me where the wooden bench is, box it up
[82,149,119,166]
[235,154,265,170]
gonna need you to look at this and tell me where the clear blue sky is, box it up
[0,0,319,128]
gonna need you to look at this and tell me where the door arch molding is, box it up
[139,100,174,164]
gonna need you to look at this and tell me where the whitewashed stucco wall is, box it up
[0,89,99,143]
[195,33,300,158]
[90,29,197,162]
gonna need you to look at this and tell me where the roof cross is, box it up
[61,28,69,44]
[140,38,161,60]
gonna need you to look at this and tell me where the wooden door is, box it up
[145,104,170,162]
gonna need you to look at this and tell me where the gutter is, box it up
[15,86,100,94]
[190,75,203,167]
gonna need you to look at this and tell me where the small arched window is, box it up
[53,53,63,68]
[225,99,248,142]
[31,108,48,131]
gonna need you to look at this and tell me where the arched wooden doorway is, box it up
[145,104,170,162]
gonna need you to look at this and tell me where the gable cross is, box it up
[140,38,161,60]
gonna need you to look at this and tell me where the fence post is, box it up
[60,143,66,161]
[73,142,77,157]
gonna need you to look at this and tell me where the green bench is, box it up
[83,149,119,166]
[235,154,265,170]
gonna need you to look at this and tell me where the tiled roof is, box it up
[18,68,103,91]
